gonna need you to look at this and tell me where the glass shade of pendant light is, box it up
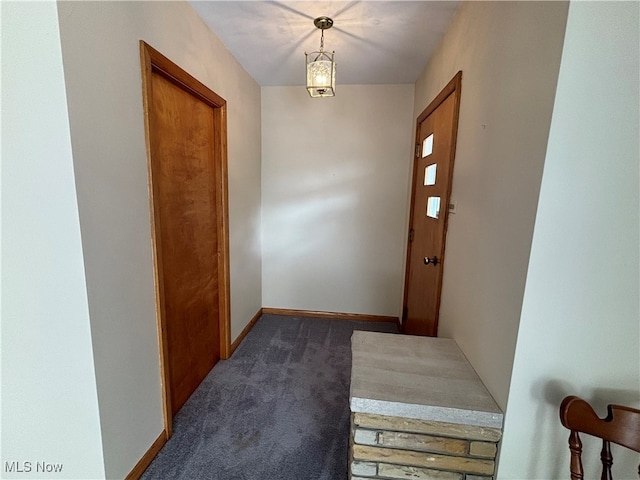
[305,16,336,98]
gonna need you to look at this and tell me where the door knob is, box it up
[423,256,439,266]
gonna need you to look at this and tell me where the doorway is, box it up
[403,72,462,336]
[140,41,231,435]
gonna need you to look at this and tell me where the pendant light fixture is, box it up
[305,16,336,98]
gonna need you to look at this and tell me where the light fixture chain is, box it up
[320,28,324,52]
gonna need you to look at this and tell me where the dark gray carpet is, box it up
[141,314,398,480]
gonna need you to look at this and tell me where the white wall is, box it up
[412,1,569,410]
[262,85,414,317]
[56,2,262,477]
[498,2,640,478]
[1,2,105,478]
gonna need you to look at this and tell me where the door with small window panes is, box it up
[403,72,462,336]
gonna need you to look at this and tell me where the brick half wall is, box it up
[349,412,502,480]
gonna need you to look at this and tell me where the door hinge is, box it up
[415,145,421,158]
[409,228,415,243]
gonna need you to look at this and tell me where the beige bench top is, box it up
[350,331,503,429]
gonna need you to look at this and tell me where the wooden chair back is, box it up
[559,395,640,480]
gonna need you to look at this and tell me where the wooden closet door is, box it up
[149,68,221,416]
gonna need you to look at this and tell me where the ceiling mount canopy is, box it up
[313,16,333,30]
[305,16,336,98]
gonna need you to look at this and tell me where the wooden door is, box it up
[141,42,231,428]
[403,72,462,336]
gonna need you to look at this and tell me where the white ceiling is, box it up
[189,1,460,86]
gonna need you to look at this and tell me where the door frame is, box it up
[140,41,231,436]
[402,71,462,335]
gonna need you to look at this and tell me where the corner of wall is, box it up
[2,2,106,477]
[411,1,569,410]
